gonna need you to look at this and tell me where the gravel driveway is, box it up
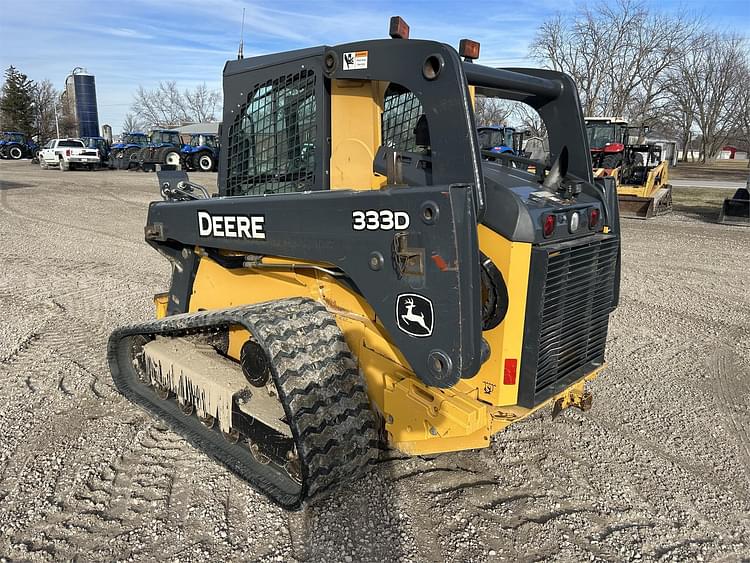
[1,159,749,562]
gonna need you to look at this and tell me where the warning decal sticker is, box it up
[343,51,368,70]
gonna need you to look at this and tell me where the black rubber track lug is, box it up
[107,297,380,509]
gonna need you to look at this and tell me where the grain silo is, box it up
[64,68,100,138]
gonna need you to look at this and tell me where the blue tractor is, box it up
[180,133,219,172]
[109,132,149,169]
[0,131,38,160]
[477,125,518,155]
[136,129,183,171]
[81,136,111,168]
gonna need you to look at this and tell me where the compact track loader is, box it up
[586,118,672,219]
[612,144,672,219]
[108,18,622,509]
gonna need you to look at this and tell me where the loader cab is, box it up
[220,39,612,240]
[215,27,620,408]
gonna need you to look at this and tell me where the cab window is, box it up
[381,84,428,154]
[226,69,317,196]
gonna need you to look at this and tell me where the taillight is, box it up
[66,149,71,156]
[503,358,517,385]
[589,208,600,229]
[542,214,556,238]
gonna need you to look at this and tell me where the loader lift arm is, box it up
[146,184,481,388]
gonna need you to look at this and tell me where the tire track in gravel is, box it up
[4,423,204,560]
[710,342,750,486]
[1,172,146,210]
[0,331,41,364]
[89,185,151,210]
[0,185,140,247]
[0,312,116,401]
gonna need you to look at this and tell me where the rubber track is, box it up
[107,297,380,509]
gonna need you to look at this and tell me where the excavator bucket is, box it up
[718,187,750,226]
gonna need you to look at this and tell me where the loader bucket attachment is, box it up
[618,186,673,219]
[718,187,750,226]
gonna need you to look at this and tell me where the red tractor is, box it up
[585,117,631,169]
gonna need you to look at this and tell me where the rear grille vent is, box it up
[519,235,619,407]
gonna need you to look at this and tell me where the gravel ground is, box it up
[0,159,749,562]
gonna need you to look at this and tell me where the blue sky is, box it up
[1,0,748,134]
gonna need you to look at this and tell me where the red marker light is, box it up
[503,358,517,385]
[459,39,481,60]
[389,16,410,39]
[589,208,600,229]
[543,214,556,238]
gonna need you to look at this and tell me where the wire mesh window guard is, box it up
[226,70,317,196]
[381,84,424,154]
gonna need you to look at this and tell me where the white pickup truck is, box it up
[39,138,101,171]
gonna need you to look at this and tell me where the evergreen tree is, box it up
[0,66,35,135]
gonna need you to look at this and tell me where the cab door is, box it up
[41,140,55,162]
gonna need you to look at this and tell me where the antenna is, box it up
[237,8,245,60]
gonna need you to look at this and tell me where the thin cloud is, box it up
[3,0,748,133]
[103,27,153,39]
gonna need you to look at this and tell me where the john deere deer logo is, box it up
[396,294,434,337]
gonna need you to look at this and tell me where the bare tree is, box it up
[121,112,144,134]
[533,13,607,116]
[132,82,187,127]
[674,33,747,162]
[727,57,750,166]
[33,79,60,142]
[131,81,220,128]
[184,83,221,124]
[510,103,547,139]
[532,0,698,122]
[474,96,512,127]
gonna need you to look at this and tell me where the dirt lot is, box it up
[0,159,749,562]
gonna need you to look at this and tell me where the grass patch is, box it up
[671,186,736,221]
[671,162,749,181]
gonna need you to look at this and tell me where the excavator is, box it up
[108,18,622,509]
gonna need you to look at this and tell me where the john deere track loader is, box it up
[108,18,622,509]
